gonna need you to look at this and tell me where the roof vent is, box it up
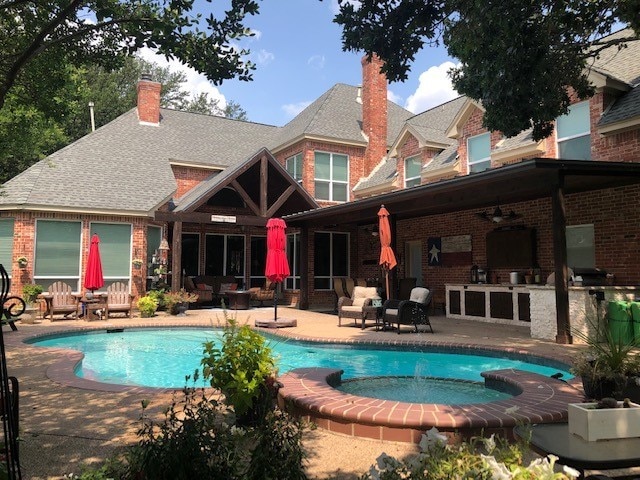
[356,85,362,104]
[140,72,153,81]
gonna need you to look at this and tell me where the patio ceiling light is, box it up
[476,206,521,223]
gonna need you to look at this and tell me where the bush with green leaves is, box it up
[361,428,579,480]
[22,283,43,305]
[147,289,166,310]
[68,376,307,480]
[201,317,276,422]
[136,295,158,318]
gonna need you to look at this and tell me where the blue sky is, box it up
[142,0,459,126]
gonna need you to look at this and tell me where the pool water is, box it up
[338,377,513,404]
[30,328,572,401]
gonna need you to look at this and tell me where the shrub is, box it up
[136,295,158,318]
[201,317,276,422]
[147,289,166,310]
[361,428,580,480]
[164,289,199,315]
[22,283,43,305]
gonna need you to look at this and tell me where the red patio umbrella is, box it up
[84,234,104,294]
[265,218,290,321]
[378,205,397,300]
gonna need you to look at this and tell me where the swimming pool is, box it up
[29,327,573,401]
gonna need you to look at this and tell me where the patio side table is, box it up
[514,423,640,477]
[226,290,251,310]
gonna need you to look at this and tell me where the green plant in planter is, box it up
[136,295,158,318]
[571,320,640,400]
[164,289,199,315]
[201,317,277,424]
[147,289,166,310]
[22,283,43,306]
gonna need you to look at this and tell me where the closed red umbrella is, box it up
[265,218,290,321]
[84,234,104,293]
[378,205,397,300]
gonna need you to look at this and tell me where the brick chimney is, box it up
[137,74,161,125]
[361,54,388,177]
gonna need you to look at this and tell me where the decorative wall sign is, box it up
[428,235,472,266]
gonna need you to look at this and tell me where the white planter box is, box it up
[568,402,640,441]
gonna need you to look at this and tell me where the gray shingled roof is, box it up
[270,83,413,150]
[492,128,537,154]
[405,96,467,145]
[599,85,640,127]
[0,109,277,213]
[590,29,640,85]
[355,96,466,191]
[423,144,459,173]
[355,158,398,191]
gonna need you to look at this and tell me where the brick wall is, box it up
[172,166,217,199]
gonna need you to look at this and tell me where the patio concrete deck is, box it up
[3,306,588,479]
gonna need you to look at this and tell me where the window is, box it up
[556,101,591,160]
[314,152,348,202]
[90,222,132,290]
[205,234,245,284]
[147,226,162,265]
[34,220,82,290]
[181,233,200,277]
[467,133,491,173]
[404,155,422,188]
[314,232,349,290]
[250,236,267,288]
[0,218,14,277]
[566,224,595,269]
[286,233,301,290]
[286,153,303,183]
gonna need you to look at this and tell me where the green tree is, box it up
[0,0,260,110]
[333,0,640,140]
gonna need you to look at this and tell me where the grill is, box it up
[573,267,608,286]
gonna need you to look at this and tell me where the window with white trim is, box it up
[404,155,422,187]
[147,226,162,265]
[34,219,82,290]
[566,224,595,269]
[286,233,300,290]
[0,218,14,277]
[250,235,266,288]
[90,222,133,291]
[314,232,349,290]
[467,132,491,173]
[314,151,348,202]
[556,101,591,160]
[286,153,303,183]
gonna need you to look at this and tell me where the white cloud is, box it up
[249,29,262,40]
[307,55,325,70]
[257,49,275,65]
[282,101,312,119]
[405,61,460,113]
[387,89,403,105]
[138,47,226,108]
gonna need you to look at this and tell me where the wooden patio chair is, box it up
[105,282,134,319]
[44,281,79,320]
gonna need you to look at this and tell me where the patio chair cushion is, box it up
[196,283,213,291]
[409,287,430,304]
[351,286,379,307]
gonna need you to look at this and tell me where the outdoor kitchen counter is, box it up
[446,284,640,343]
[446,284,532,325]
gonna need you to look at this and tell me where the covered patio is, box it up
[285,158,640,344]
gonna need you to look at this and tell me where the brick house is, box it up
[1,30,640,334]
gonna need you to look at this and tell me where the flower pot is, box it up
[171,302,189,316]
[20,306,37,324]
[569,401,640,441]
[582,375,626,400]
[17,261,27,269]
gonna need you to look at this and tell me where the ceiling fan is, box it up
[476,206,522,223]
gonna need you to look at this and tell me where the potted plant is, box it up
[164,289,199,315]
[15,256,28,268]
[132,259,144,269]
[571,321,640,400]
[569,397,640,441]
[21,283,43,323]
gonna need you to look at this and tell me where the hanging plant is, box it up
[15,256,28,268]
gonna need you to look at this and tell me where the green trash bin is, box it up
[608,300,633,345]
[630,301,640,344]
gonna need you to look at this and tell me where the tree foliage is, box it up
[334,0,640,140]
[0,0,260,110]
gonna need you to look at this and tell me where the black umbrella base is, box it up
[254,318,297,328]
